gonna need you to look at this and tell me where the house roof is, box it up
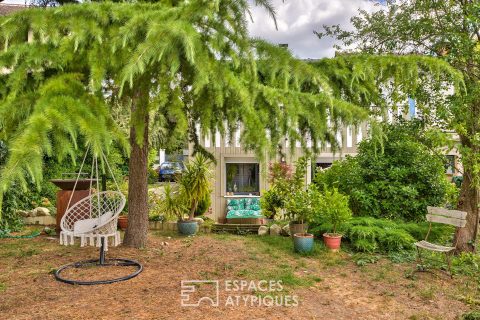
[0,4,28,16]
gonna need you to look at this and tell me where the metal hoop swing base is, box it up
[54,238,143,285]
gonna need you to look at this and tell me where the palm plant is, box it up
[177,154,213,221]
[161,184,188,221]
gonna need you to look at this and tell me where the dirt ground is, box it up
[0,231,476,320]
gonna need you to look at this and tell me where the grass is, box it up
[418,286,437,300]
[226,235,354,289]
[0,239,45,258]
[209,234,329,289]
[241,234,326,258]
[211,232,480,312]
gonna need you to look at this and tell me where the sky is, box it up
[2,0,382,59]
[247,0,381,59]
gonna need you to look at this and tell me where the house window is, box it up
[316,163,332,170]
[226,163,259,195]
[312,163,332,180]
[445,155,455,175]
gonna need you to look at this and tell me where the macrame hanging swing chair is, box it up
[54,147,142,285]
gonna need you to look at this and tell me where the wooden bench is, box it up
[414,206,467,277]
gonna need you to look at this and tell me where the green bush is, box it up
[260,188,283,219]
[314,119,450,222]
[0,140,128,229]
[194,195,211,216]
[284,184,321,224]
[309,216,453,253]
[262,158,308,219]
[462,311,480,320]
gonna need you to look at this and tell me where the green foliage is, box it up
[263,157,308,219]
[260,188,283,219]
[194,194,211,216]
[148,214,164,222]
[452,253,480,279]
[462,311,480,320]
[313,187,352,235]
[352,253,380,266]
[147,149,159,184]
[177,154,213,220]
[0,1,377,228]
[160,183,188,221]
[0,203,24,234]
[284,184,320,225]
[148,189,164,220]
[314,120,450,221]
[444,181,460,209]
[310,216,452,253]
[319,0,480,251]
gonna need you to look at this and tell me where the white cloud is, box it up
[248,0,381,59]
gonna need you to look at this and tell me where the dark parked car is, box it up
[158,162,184,182]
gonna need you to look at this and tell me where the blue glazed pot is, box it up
[293,233,314,253]
[177,220,198,236]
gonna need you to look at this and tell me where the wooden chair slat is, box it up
[414,240,455,252]
[427,206,467,219]
[426,214,467,227]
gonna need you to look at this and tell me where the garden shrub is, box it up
[0,140,128,230]
[309,216,453,253]
[0,193,25,233]
[261,158,308,219]
[462,311,480,320]
[452,253,480,278]
[194,195,211,216]
[314,119,451,222]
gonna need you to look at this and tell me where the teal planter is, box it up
[293,233,314,253]
[178,221,198,236]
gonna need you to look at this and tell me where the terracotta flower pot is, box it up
[323,233,342,251]
[118,216,128,230]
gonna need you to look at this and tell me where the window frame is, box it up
[225,161,260,196]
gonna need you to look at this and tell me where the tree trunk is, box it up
[123,93,150,248]
[189,198,198,220]
[454,162,479,253]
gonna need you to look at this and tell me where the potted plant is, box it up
[318,187,352,251]
[175,154,213,236]
[161,183,189,232]
[285,185,318,253]
[285,189,309,237]
[118,213,128,230]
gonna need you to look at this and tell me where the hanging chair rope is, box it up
[66,144,91,211]
[101,150,121,193]
[89,157,95,218]
[95,155,101,217]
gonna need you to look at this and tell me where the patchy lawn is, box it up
[0,231,478,319]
